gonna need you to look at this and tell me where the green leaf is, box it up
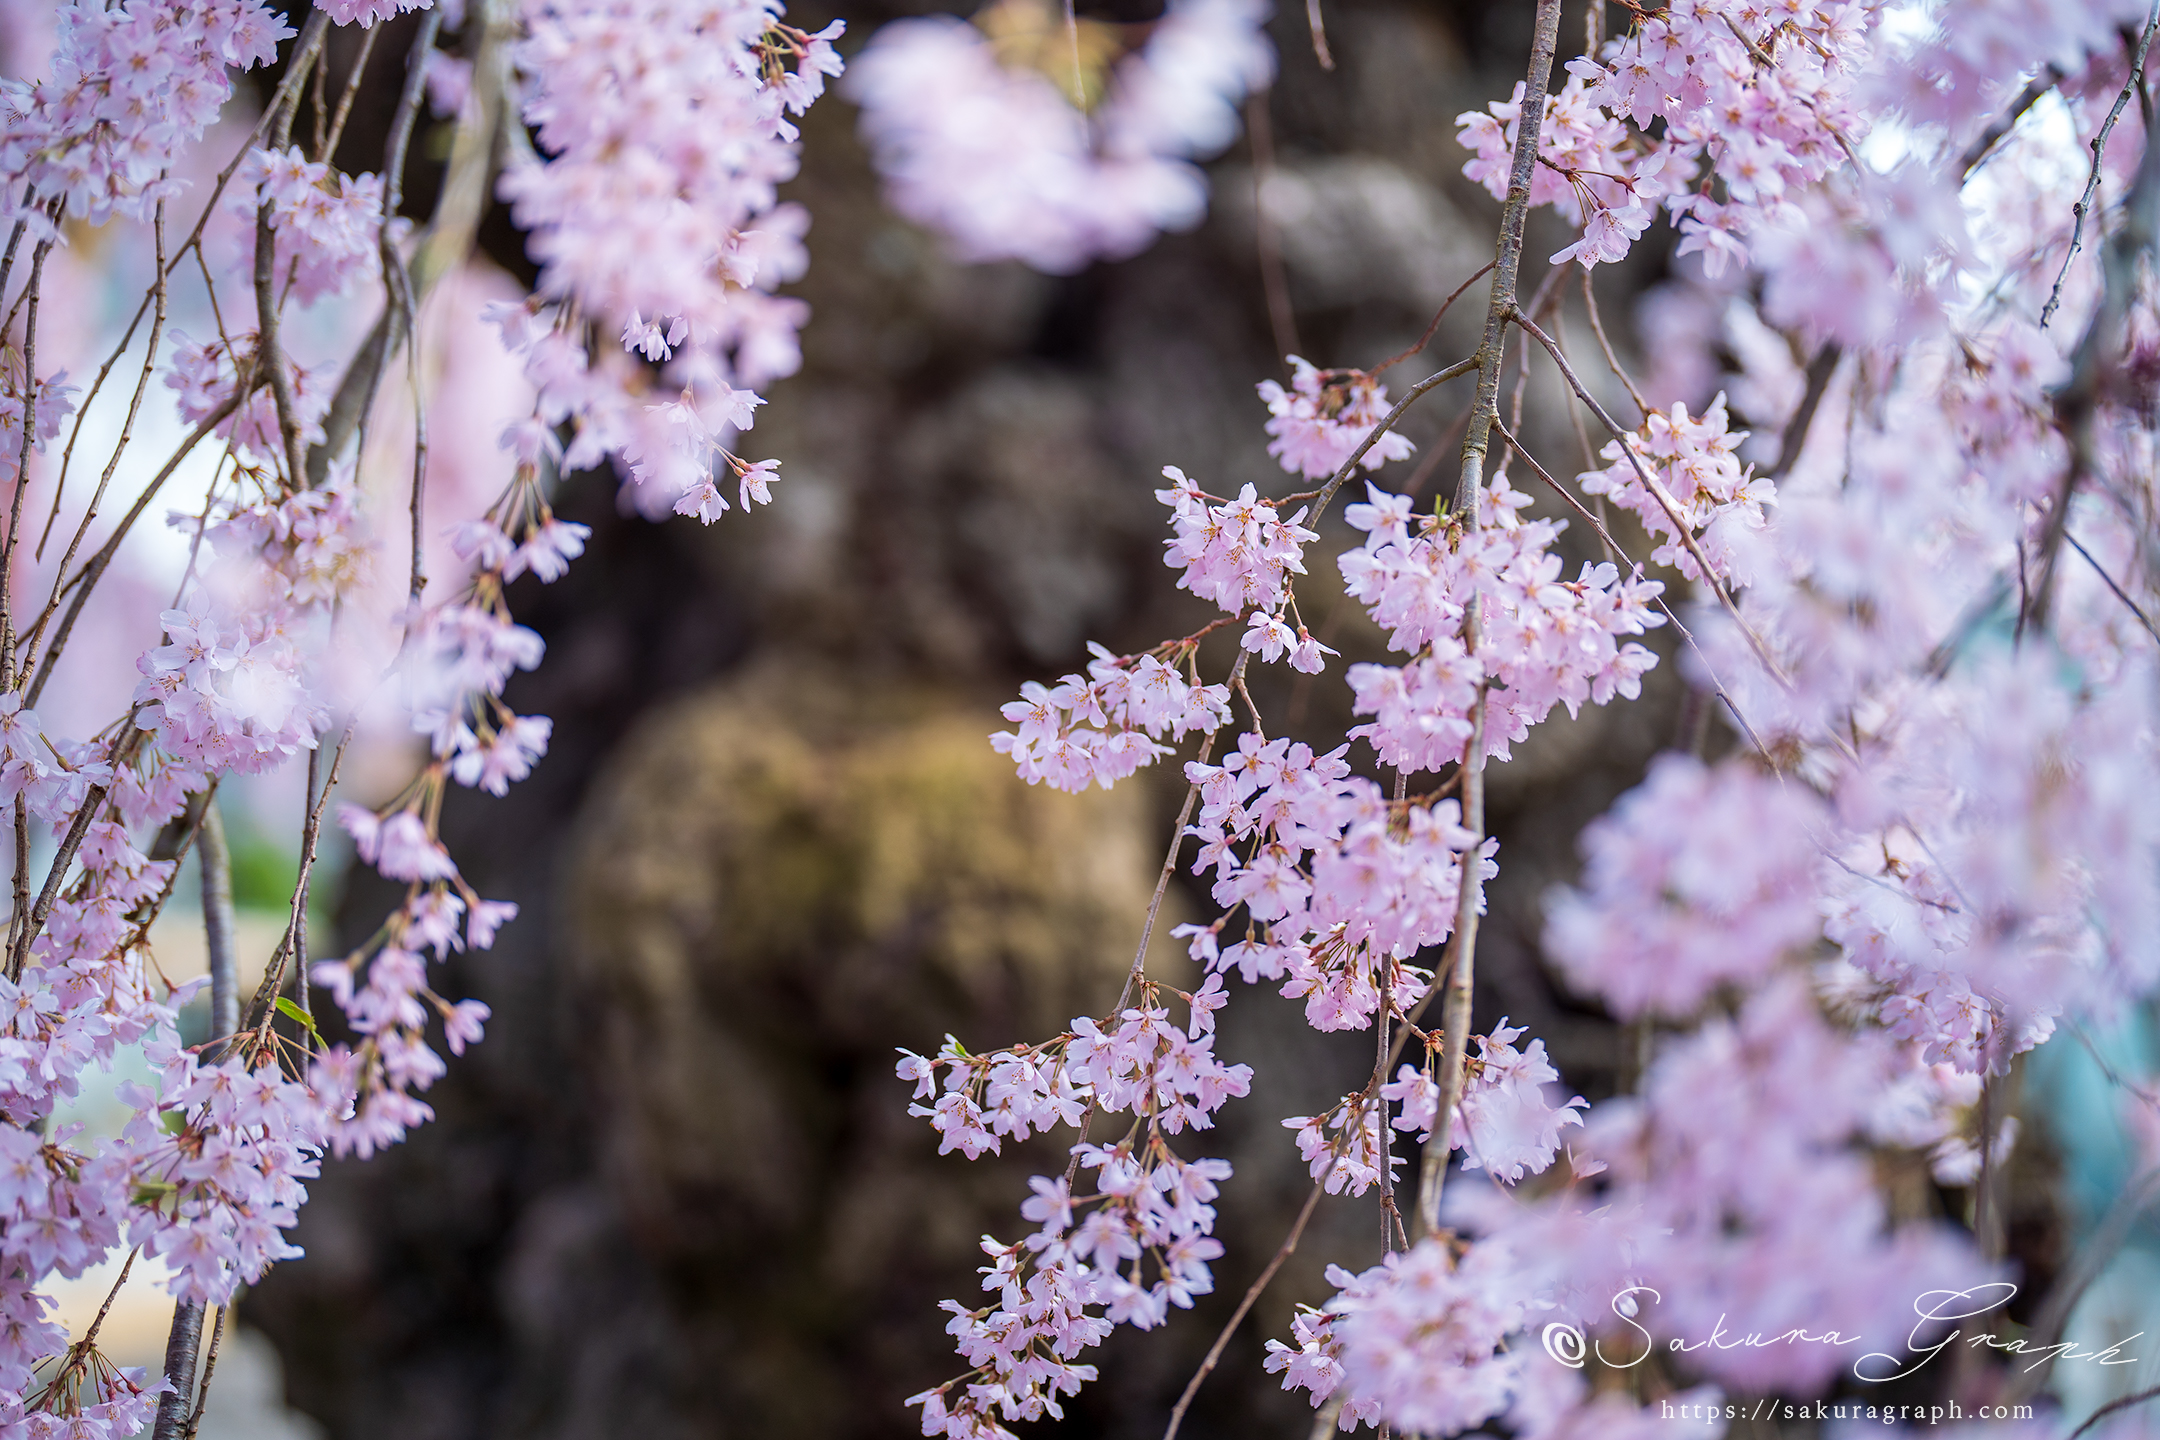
[274,997,319,1033]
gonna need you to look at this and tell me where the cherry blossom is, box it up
[1256,357,1416,481]
[849,0,1274,272]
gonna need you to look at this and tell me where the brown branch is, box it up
[179,1302,231,1440]
[149,1301,203,1440]
[245,727,351,1035]
[1309,356,1481,520]
[1767,341,1841,480]
[1415,0,1566,1242]
[200,800,241,1047]
[24,394,243,708]
[253,201,310,489]
[5,777,107,982]
[323,25,384,164]
[1960,66,2065,177]
[0,218,25,308]
[8,802,25,972]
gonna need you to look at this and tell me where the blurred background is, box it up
[11,0,2147,1434]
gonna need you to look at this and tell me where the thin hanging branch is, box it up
[1413,0,1566,1242]
[2042,0,2160,328]
[152,798,239,1440]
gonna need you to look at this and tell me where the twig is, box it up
[8,802,26,980]
[1,238,53,687]
[0,199,55,335]
[2031,34,2160,631]
[78,1248,140,1354]
[38,198,170,563]
[1371,262,1494,376]
[311,8,444,486]
[24,395,244,707]
[323,25,384,164]
[200,801,240,1048]
[2067,1384,2160,1440]
[379,12,440,591]
[245,727,351,1033]
[310,32,330,160]
[1160,1174,1329,1440]
[1068,661,1250,1193]
[6,782,109,982]
[1508,304,1793,689]
[1305,0,1334,71]
[1578,267,1648,418]
[1246,91,1302,365]
[253,202,309,489]
[1305,356,1480,518]
[0,218,25,308]
[2066,529,2160,642]
[2042,0,2160,329]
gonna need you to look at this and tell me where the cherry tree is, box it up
[0,0,2153,1436]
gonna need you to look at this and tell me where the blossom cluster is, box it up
[496,0,843,514]
[1575,396,1769,587]
[1179,734,1484,1026]
[0,0,289,230]
[228,146,396,306]
[164,331,334,468]
[1544,755,1826,1020]
[1157,466,1319,615]
[898,982,1250,1439]
[0,708,338,1435]
[1338,474,1666,770]
[1380,1019,1585,1184]
[1458,75,1686,269]
[991,643,1231,793]
[0,357,77,489]
[847,0,1274,272]
[1254,357,1417,482]
[1496,1,1872,276]
[939,3,2160,1434]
